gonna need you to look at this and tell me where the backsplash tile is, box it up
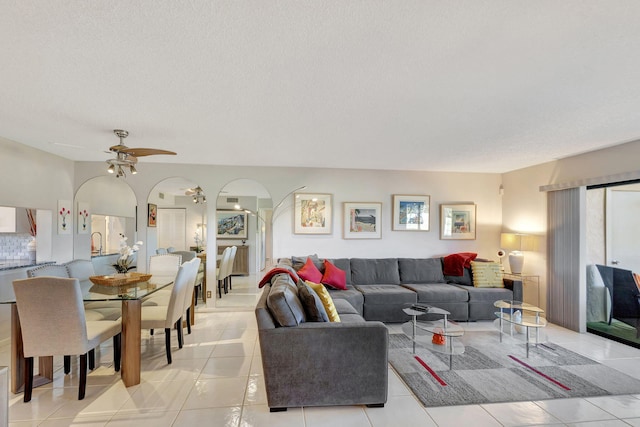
[0,233,32,259]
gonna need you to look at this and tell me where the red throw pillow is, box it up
[297,257,323,283]
[321,259,347,290]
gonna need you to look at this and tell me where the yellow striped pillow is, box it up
[471,261,504,288]
[306,281,341,322]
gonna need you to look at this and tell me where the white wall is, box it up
[0,137,74,262]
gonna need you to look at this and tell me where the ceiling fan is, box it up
[185,186,206,204]
[106,129,177,178]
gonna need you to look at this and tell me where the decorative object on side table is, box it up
[440,203,476,240]
[500,232,537,274]
[113,234,143,274]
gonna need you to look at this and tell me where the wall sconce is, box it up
[500,233,536,274]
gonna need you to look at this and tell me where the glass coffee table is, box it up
[494,300,547,357]
[402,304,464,369]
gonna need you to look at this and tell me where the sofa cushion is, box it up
[458,284,513,303]
[398,258,445,284]
[351,258,400,285]
[306,281,341,322]
[296,280,329,322]
[327,288,364,315]
[292,254,323,271]
[266,275,307,326]
[471,261,504,288]
[400,283,469,303]
[321,259,347,290]
[297,257,323,283]
[333,298,360,315]
[354,284,416,305]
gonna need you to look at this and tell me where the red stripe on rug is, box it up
[415,356,447,386]
[509,355,571,390]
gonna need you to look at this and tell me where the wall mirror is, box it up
[147,177,208,257]
[216,179,272,287]
[73,176,137,261]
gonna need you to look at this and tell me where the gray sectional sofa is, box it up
[281,256,523,322]
[254,255,522,411]
[255,273,388,411]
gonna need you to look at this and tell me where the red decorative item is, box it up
[432,328,446,345]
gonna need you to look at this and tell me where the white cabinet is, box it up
[0,207,16,233]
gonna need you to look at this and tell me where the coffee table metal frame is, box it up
[401,304,464,369]
[494,300,547,357]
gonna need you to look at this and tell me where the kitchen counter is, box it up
[0,260,54,272]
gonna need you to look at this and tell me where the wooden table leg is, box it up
[121,299,141,387]
[10,304,53,394]
[202,274,207,303]
[190,290,196,326]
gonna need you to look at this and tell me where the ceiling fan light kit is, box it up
[186,186,206,204]
[105,129,176,178]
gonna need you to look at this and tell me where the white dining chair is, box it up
[65,259,122,372]
[148,254,182,276]
[227,246,238,291]
[140,259,197,364]
[12,277,122,401]
[181,258,201,335]
[216,247,232,298]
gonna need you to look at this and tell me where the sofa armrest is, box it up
[503,278,523,302]
[258,321,388,409]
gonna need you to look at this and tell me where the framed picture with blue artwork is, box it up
[217,210,248,239]
[392,195,430,231]
[440,203,476,240]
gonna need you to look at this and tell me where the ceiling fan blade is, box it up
[120,147,177,157]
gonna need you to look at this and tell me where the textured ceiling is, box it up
[2,1,640,173]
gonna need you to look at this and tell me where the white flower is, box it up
[115,234,143,272]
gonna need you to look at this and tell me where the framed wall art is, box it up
[293,193,332,235]
[77,201,90,234]
[440,203,476,240]
[343,202,382,239]
[217,210,248,239]
[392,194,430,231]
[147,203,157,227]
[57,200,72,235]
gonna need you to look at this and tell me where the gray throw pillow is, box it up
[296,280,329,322]
[292,254,323,272]
[266,276,306,326]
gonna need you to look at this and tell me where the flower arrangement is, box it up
[114,233,143,274]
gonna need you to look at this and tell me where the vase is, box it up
[27,238,36,262]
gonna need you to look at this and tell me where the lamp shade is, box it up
[500,233,522,251]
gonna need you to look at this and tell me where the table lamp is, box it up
[500,233,525,274]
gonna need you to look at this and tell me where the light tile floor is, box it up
[2,275,640,426]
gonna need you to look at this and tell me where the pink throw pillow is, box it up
[297,257,323,283]
[321,260,347,290]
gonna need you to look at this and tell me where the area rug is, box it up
[389,331,640,407]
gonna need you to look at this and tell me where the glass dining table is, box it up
[1,274,174,394]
